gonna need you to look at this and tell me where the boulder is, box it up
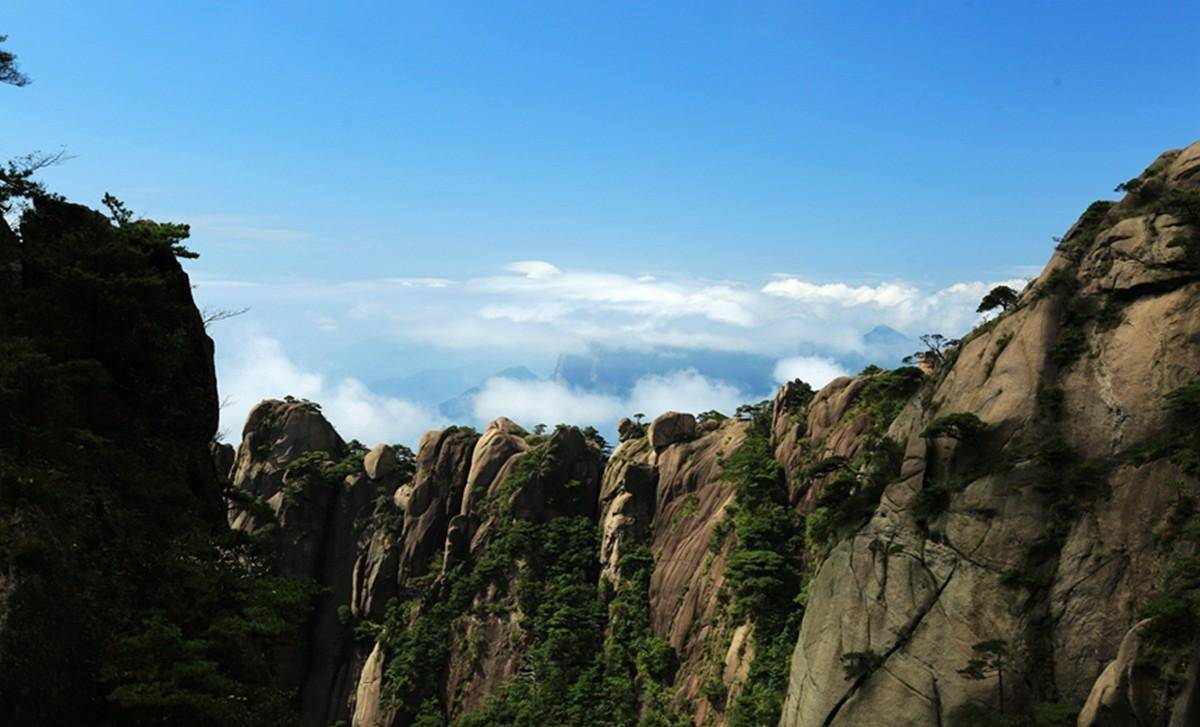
[363,443,397,480]
[647,411,696,451]
[617,416,642,442]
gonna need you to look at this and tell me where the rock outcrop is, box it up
[0,196,232,723]
[205,140,1200,727]
[779,140,1200,727]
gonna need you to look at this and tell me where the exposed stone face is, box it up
[647,410,697,451]
[598,436,657,585]
[395,426,479,581]
[227,400,403,726]
[218,142,1200,727]
[780,140,1200,727]
[771,375,884,509]
[363,443,397,480]
[229,399,345,513]
[209,440,235,484]
[460,418,529,519]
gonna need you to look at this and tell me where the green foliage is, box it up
[1161,189,1200,270]
[720,435,803,629]
[735,399,774,437]
[580,426,611,456]
[1038,268,1079,299]
[948,702,1080,727]
[1050,299,1091,367]
[809,437,904,552]
[0,192,317,724]
[1165,378,1200,420]
[1053,200,1112,262]
[977,285,1018,314]
[1035,386,1065,422]
[920,412,987,441]
[958,639,1008,680]
[391,443,418,482]
[1032,435,1106,539]
[719,429,807,726]
[904,334,960,368]
[912,482,952,526]
[671,493,699,525]
[854,367,925,436]
[597,545,684,726]
[0,34,30,86]
[378,438,658,727]
[958,640,1008,718]
[102,532,321,726]
[1132,378,1200,478]
[985,332,1013,377]
[697,409,729,423]
[1029,702,1082,727]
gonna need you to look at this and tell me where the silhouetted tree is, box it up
[1,151,69,215]
[0,35,30,86]
[977,285,1018,314]
[958,639,1008,714]
[903,333,960,368]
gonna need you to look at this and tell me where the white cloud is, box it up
[196,263,1032,401]
[473,377,624,427]
[505,260,562,279]
[772,356,849,388]
[762,279,919,307]
[626,369,749,417]
[217,332,446,446]
[381,277,456,288]
[472,368,760,433]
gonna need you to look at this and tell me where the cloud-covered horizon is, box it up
[195,259,1028,356]
[201,260,1030,446]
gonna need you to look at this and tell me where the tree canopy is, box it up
[977,284,1018,314]
[0,35,29,87]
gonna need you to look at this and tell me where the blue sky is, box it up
[5,2,1199,443]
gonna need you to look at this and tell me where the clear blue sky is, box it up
[6,2,1198,284]
[5,2,1199,444]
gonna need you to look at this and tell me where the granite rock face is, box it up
[779,140,1200,727]
[222,141,1200,727]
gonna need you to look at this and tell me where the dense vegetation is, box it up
[0,187,318,724]
[804,367,921,553]
[718,412,806,726]
[369,437,681,726]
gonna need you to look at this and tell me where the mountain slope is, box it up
[779,141,1200,727]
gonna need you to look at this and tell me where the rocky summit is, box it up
[2,142,1200,726]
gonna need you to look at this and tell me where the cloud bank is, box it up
[472,368,759,434]
[771,356,849,387]
[198,261,1030,446]
[217,332,447,446]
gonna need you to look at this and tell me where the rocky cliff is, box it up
[0,196,311,725]
[216,141,1200,727]
[7,142,1195,726]
[778,141,1200,727]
